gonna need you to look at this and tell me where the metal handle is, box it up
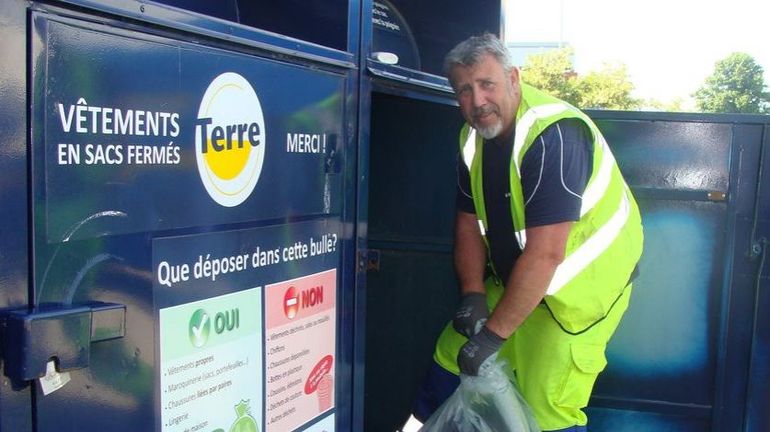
[1,302,126,381]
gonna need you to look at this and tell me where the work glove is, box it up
[452,292,489,338]
[457,326,505,376]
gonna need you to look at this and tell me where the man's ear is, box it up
[509,67,520,87]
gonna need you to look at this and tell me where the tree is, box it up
[520,47,581,105]
[644,97,686,113]
[521,47,640,110]
[694,52,769,114]
[575,63,641,110]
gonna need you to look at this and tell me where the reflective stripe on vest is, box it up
[580,133,614,217]
[512,103,568,179]
[462,128,477,170]
[547,187,630,294]
[463,128,491,239]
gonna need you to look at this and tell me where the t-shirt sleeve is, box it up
[520,118,593,227]
[456,153,476,213]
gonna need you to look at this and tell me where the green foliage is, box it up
[520,47,581,104]
[644,97,686,112]
[520,47,640,110]
[694,52,769,113]
[575,63,641,110]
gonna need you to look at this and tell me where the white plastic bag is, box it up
[419,360,540,432]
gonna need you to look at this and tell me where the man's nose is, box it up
[472,89,486,108]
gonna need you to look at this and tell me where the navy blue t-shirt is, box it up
[456,118,594,283]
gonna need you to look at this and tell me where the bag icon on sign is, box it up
[228,400,259,432]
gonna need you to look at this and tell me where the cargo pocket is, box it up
[556,343,607,409]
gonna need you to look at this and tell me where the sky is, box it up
[505,0,770,108]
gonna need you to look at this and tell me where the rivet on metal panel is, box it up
[707,191,727,202]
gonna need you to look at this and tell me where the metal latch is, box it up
[358,249,381,272]
[1,302,126,381]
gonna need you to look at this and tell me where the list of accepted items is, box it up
[160,288,263,432]
[265,269,337,432]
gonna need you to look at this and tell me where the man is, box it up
[402,34,643,432]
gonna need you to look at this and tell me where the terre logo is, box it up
[188,309,211,347]
[195,72,266,207]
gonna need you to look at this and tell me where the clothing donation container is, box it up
[0,0,360,431]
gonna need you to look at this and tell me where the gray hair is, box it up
[443,33,514,77]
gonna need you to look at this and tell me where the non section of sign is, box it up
[34,14,345,243]
[159,288,263,432]
[265,269,336,432]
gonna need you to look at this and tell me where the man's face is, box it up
[449,53,520,140]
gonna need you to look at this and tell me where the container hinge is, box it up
[358,249,380,272]
[0,302,126,381]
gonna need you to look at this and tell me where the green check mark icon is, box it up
[188,309,211,347]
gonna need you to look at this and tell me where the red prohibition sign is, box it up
[284,286,299,319]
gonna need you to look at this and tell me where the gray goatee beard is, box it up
[476,120,503,140]
[473,105,503,139]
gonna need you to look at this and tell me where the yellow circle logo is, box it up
[195,72,266,207]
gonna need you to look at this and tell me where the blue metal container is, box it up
[1,1,359,431]
[1,1,768,431]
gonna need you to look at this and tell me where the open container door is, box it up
[358,1,502,430]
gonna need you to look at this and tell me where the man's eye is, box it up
[481,81,495,89]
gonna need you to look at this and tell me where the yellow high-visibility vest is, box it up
[459,83,643,334]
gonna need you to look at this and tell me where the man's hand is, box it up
[453,292,489,338]
[457,326,505,376]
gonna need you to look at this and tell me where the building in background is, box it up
[506,41,573,68]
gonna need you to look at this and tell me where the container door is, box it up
[5,6,351,432]
[585,114,769,432]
